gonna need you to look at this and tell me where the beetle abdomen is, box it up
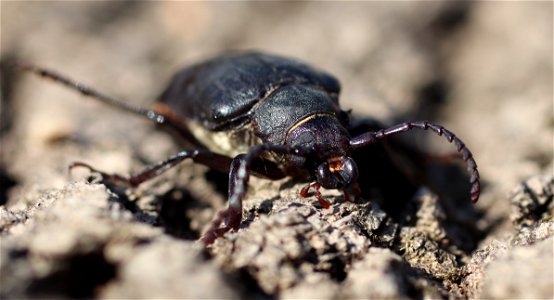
[185,119,262,158]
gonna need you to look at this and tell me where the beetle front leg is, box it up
[300,182,330,208]
[201,154,247,245]
[201,153,287,245]
[201,144,297,245]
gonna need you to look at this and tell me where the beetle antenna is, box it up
[14,62,168,124]
[350,121,480,203]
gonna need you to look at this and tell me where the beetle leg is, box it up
[300,182,318,197]
[149,103,205,148]
[201,154,247,245]
[71,149,234,188]
[17,63,154,118]
[16,63,204,147]
[350,121,480,203]
[202,144,312,245]
[202,151,289,245]
[127,150,236,186]
[300,182,330,208]
[69,162,130,185]
[343,182,361,203]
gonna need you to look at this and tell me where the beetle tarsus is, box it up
[300,182,319,197]
[315,191,330,209]
[69,161,130,186]
[300,182,329,208]
[343,182,360,202]
[201,206,242,245]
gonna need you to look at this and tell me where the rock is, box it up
[510,174,554,226]
[481,236,553,299]
[339,248,410,299]
[461,209,554,298]
[100,240,237,299]
[0,182,237,299]
[211,190,371,295]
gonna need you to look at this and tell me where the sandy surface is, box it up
[1,2,552,299]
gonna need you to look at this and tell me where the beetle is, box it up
[17,52,480,245]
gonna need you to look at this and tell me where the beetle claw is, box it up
[300,182,330,209]
[343,182,361,202]
[69,161,98,174]
[69,161,131,187]
[201,206,242,245]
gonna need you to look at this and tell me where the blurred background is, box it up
[1,1,552,231]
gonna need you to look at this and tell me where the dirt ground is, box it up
[1,2,552,299]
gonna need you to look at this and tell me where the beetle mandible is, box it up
[18,52,480,245]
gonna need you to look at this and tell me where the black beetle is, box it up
[18,52,480,244]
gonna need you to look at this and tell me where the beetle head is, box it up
[286,114,358,189]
